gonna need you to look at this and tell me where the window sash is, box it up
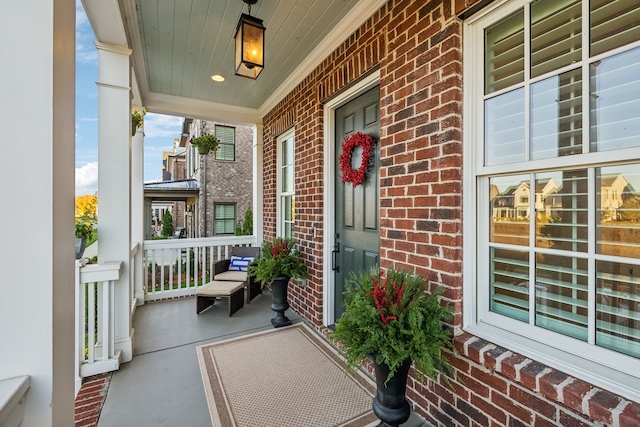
[277,130,295,238]
[215,125,235,161]
[468,0,640,384]
[214,204,236,235]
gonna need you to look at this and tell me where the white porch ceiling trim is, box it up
[144,92,262,126]
[258,0,388,117]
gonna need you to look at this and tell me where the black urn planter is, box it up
[270,275,292,328]
[75,237,87,260]
[372,357,411,427]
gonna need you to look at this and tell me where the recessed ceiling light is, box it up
[211,74,225,82]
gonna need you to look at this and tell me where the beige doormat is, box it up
[196,322,379,427]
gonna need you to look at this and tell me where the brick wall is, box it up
[262,0,640,425]
[197,122,253,236]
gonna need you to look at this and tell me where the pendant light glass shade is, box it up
[234,13,265,79]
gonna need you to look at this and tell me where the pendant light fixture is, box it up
[234,0,265,79]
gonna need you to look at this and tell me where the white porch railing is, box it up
[75,260,122,395]
[72,235,258,394]
[143,235,257,301]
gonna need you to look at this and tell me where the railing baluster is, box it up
[88,283,96,363]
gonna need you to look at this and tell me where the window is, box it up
[465,0,640,396]
[215,125,235,161]
[214,204,235,235]
[277,129,295,238]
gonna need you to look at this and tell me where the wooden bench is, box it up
[196,281,245,316]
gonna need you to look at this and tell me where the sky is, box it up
[75,1,183,196]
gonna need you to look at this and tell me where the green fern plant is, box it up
[248,237,307,286]
[330,266,454,385]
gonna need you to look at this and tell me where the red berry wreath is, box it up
[339,132,376,187]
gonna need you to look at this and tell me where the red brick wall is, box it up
[262,0,640,425]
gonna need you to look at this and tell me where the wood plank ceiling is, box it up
[131,0,364,112]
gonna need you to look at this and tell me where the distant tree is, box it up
[162,210,174,237]
[620,195,640,222]
[235,207,253,236]
[75,193,98,224]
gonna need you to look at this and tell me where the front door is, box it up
[333,86,380,321]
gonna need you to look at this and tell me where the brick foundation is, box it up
[74,373,111,427]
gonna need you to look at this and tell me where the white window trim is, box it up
[276,128,295,238]
[462,0,640,402]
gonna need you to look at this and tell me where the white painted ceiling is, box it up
[111,0,386,122]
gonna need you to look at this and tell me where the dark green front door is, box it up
[334,86,380,320]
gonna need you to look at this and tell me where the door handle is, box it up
[332,243,340,272]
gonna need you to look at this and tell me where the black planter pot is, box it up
[75,236,87,260]
[372,357,412,427]
[270,275,292,328]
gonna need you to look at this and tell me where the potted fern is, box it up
[75,220,93,259]
[330,266,454,426]
[190,133,219,155]
[249,237,307,327]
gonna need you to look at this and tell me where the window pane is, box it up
[485,88,525,165]
[597,260,640,358]
[282,196,294,238]
[597,164,640,258]
[490,175,530,245]
[590,47,640,152]
[591,0,640,57]
[283,136,294,165]
[284,222,293,239]
[485,9,524,94]
[490,248,529,322]
[282,165,294,193]
[214,204,235,235]
[536,253,588,340]
[531,0,581,78]
[215,143,235,161]
[530,69,582,160]
[535,170,588,252]
[215,126,235,161]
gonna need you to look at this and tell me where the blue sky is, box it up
[75,1,183,196]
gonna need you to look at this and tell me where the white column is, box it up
[131,105,145,306]
[96,42,134,362]
[0,1,76,425]
[253,124,264,245]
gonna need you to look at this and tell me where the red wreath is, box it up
[339,132,376,187]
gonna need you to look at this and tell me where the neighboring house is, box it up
[601,173,632,221]
[184,119,253,237]
[164,146,188,230]
[492,178,560,219]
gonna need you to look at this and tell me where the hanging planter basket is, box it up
[131,119,139,136]
[197,145,211,155]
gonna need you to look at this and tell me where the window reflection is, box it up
[490,175,530,245]
[597,164,640,259]
[590,47,640,152]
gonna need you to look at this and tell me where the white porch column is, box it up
[253,124,264,245]
[0,1,76,425]
[96,42,134,363]
[131,105,145,306]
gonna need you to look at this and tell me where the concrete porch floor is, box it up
[97,292,429,427]
[98,292,290,426]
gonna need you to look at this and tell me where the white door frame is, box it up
[322,70,380,326]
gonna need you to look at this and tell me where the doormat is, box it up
[196,322,379,427]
